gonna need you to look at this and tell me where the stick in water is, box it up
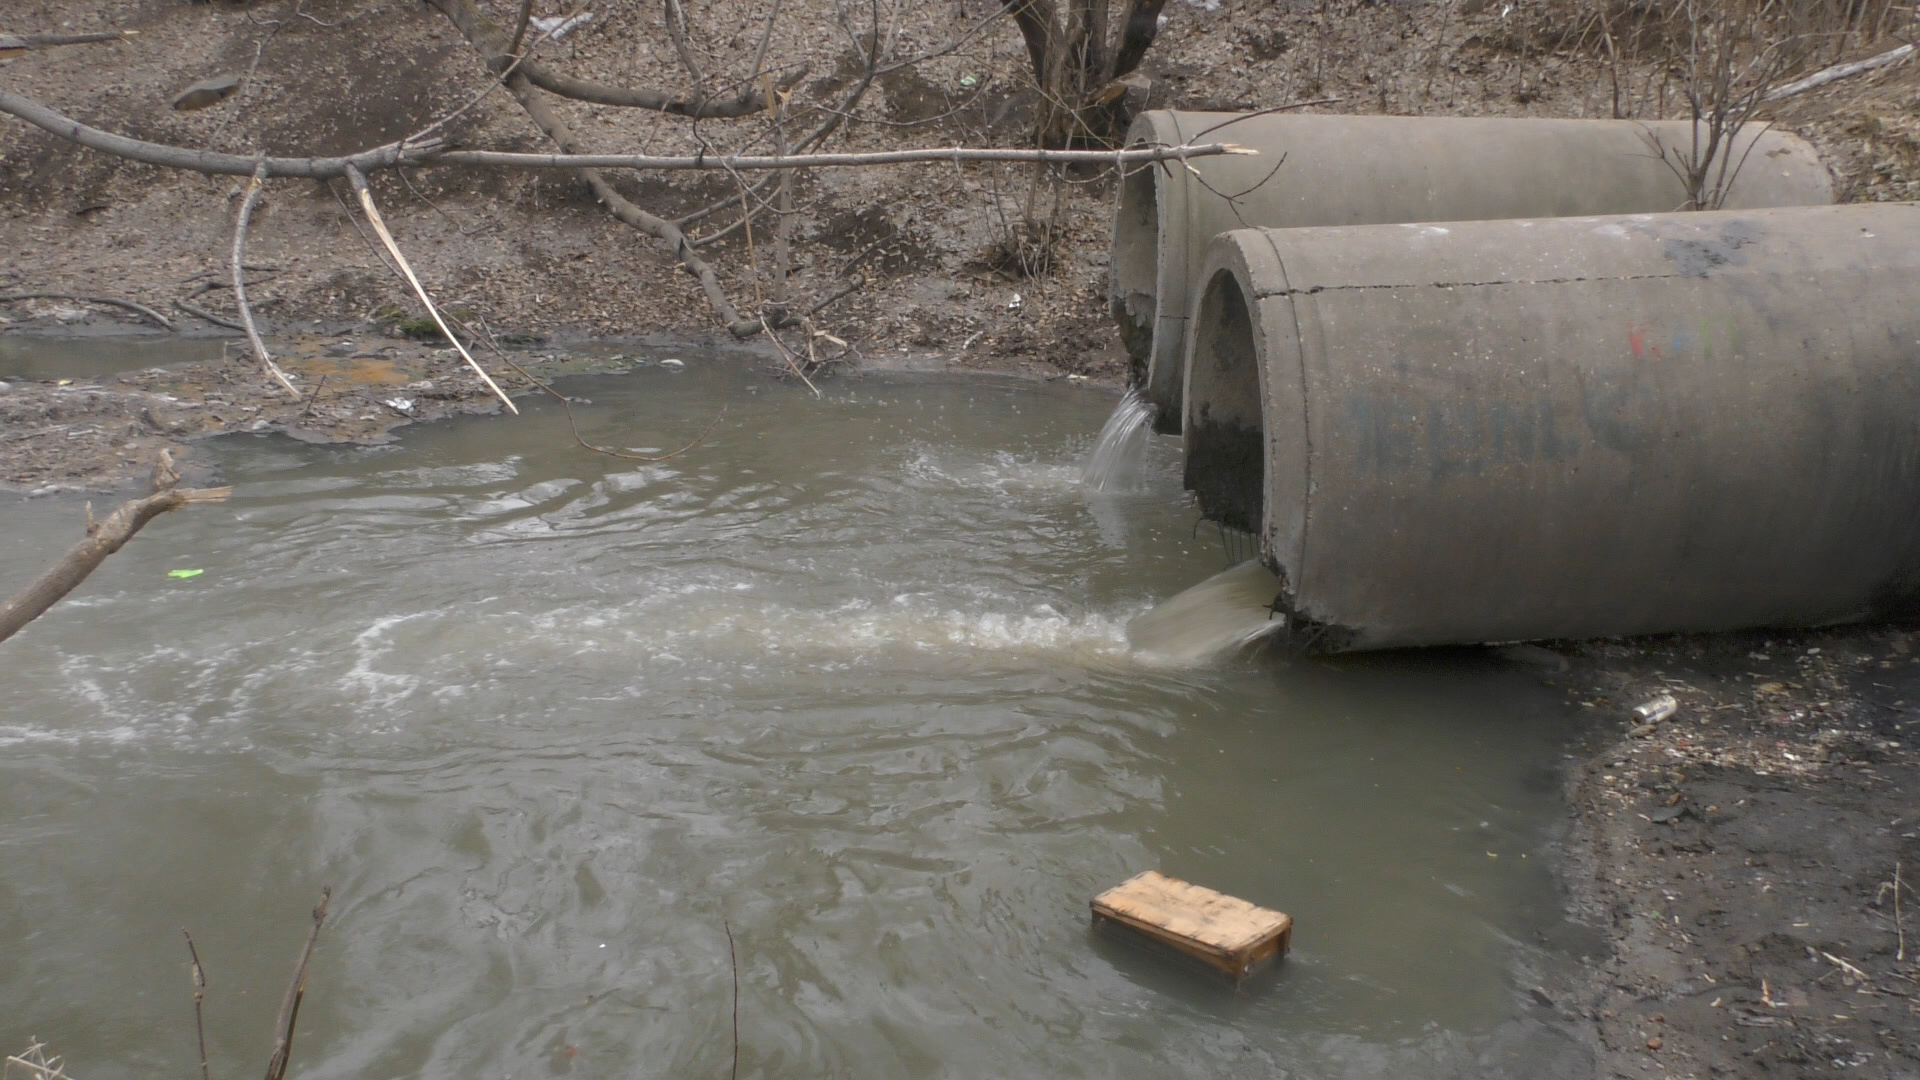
[264,887,332,1080]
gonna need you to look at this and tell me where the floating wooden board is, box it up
[1091,870,1292,980]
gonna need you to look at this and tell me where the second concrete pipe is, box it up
[1183,203,1920,653]
[1110,111,1836,431]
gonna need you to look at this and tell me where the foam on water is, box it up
[1127,559,1288,664]
[1080,389,1158,493]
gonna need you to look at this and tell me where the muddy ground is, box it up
[5,0,1920,1077]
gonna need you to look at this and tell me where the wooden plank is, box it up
[1092,870,1292,979]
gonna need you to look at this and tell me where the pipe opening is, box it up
[1183,268,1265,535]
[1110,163,1160,386]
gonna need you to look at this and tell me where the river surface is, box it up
[0,349,1591,1078]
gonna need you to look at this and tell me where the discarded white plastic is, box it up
[1630,694,1678,724]
[659,358,685,369]
[530,13,593,40]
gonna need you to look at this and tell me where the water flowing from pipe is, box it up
[1127,559,1287,664]
[1080,389,1157,493]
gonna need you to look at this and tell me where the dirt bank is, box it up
[1529,628,1920,1079]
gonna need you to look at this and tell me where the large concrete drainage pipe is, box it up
[1113,112,1836,432]
[1183,203,1920,652]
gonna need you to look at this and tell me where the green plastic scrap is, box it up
[167,569,205,579]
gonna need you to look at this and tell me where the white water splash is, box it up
[1127,559,1287,665]
[1080,390,1159,493]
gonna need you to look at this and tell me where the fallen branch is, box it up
[342,165,518,413]
[431,143,1254,171]
[724,919,740,1080]
[0,31,134,50]
[0,455,232,648]
[172,298,247,332]
[1765,42,1916,100]
[725,273,865,337]
[499,73,749,331]
[0,88,444,179]
[760,317,820,398]
[0,291,173,330]
[232,163,301,399]
[0,88,1245,178]
[263,888,331,1080]
[424,0,805,118]
[182,931,211,1080]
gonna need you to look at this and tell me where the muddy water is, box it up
[0,352,1590,1078]
[0,333,231,382]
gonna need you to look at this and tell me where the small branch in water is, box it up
[182,930,211,1080]
[263,887,331,1080]
[725,918,739,1080]
[759,318,820,398]
[0,453,232,648]
[1897,859,1908,963]
[0,292,173,331]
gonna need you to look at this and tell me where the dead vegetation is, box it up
[0,0,1235,404]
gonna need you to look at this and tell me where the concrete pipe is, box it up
[1182,203,1920,652]
[1111,112,1836,432]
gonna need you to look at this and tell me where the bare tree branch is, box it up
[263,887,331,1080]
[1106,0,1167,81]
[0,87,443,179]
[499,71,750,331]
[232,162,301,399]
[342,164,518,412]
[423,0,805,118]
[182,930,210,1080]
[433,143,1251,169]
[1001,0,1057,85]
[0,455,232,648]
[0,292,173,330]
[506,0,535,56]
[0,31,135,50]
[0,88,1241,178]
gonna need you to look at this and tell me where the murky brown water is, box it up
[1,349,1591,1078]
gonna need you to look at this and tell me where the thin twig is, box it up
[507,0,535,55]
[263,887,331,1080]
[342,164,517,413]
[433,142,1255,171]
[1898,860,1907,963]
[760,317,820,398]
[232,162,301,398]
[0,30,136,50]
[298,374,328,422]
[173,298,246,331]
[724,918,739,1080]
[182,930,210,1080]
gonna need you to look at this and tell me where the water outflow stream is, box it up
[1079,388,1157,494]
[0,352,1589,1079]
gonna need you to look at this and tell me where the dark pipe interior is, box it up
[1110,162,1160,386]
[1182,268,1264,534]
